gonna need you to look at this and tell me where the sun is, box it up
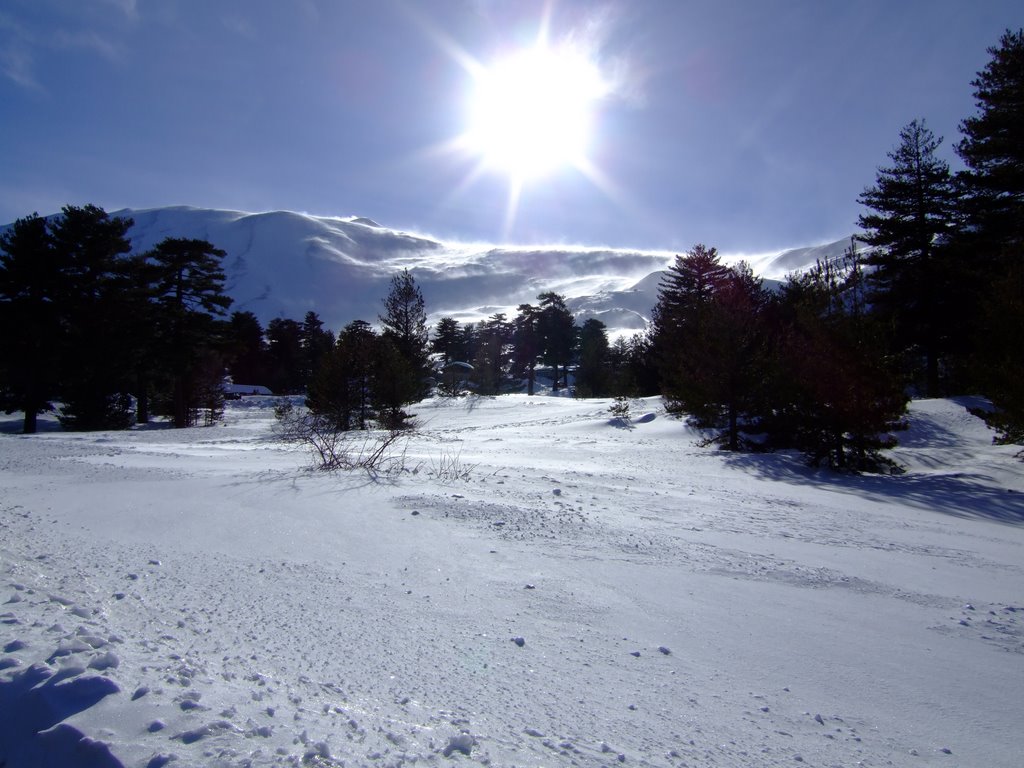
[463,44,608,181]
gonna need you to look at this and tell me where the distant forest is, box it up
[1,30,1021,471]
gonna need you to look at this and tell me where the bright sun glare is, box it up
[464,45,608,181]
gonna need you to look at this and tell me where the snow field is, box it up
[1,395,1022,767]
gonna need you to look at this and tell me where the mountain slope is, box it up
[8,205,852,334]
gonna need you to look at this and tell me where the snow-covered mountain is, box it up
[20,205,855,335]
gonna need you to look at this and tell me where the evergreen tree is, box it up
[226,311,269,386]
[537,291,576,391]
[771,250,907,471]
[49,205,136,430]
[266,317,305,394]
[469,314,511,395]
[650,244,731,416]
[300,311,335,386]
[144,237,232,428]
[307,319,378,430]
[652,251,770,449]
[0,214,61,433]
[957,28,1024,253]
[857,120,957,395]
[956,29,1024,445]
[512,303,542,395]
[379,269,430,400]
[972,255,1024,448]
[616,332,660,397]
[575,318,611,397]
[431,316,464,367]
[695,263,772,450]
[372,335,420,429]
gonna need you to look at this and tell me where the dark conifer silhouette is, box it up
[379,268,430,403]
[537,292,576,391]
[857,119,957,396]
[49,205,136,430]
[0,214,61,433]
[575,318,611,397]
[144,237,232,428]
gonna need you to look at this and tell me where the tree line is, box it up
[0,205,233,432]
[0,206,642,435]
[648,29,1024,469]
[2,30,1020,468]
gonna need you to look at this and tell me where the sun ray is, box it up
[401,2,633,241]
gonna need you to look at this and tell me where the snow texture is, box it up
[1,394,1022,767]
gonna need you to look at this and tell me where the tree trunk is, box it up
[173,375,189,428]
[136,372,150,424]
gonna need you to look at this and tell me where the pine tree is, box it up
[380,269,430,401]
[431,316,464,367]
[575,318,611,397]
[652,251,770,449]
[373,335,419,429]
[226,311,270,386]
[512,303,542,395]
[266,318,306,394]
[0,214,61,433]
[857,120,957,395]
[144,237,232,428]
[957,28,1024,253]
[696,263,772,450]
[470,314,511,395]
[956,29,1024,447]
[650,244,731,416]
[771,249,907,472]
[300,311,335,387]
[537,291,576,391]
[307,320,378,430]
[49,205,136,430]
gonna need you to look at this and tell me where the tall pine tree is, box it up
[956,28,1024,446]
[0,214,61,433]
[537,292,576,392]
[49,205,136,430]
[650,244,731,417]
[857,119,957,396]
[144,237,232,428]
[957,28,1024,254]
[379,269,430,403]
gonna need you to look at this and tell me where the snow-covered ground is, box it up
[1,395,1022,768]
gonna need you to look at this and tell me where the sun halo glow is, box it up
[463,45,608,182]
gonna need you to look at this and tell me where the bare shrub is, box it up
[428,446,477,483]
[274,401,412,475]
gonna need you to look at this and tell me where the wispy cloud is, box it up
[97,0,139,20]
[0,5,128,91]
[0,44,42,91]
[52,29,121,61]
[0,13,42,91]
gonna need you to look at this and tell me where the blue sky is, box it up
[1,0,1019,253]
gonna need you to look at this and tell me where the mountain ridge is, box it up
[12,206,855,336]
